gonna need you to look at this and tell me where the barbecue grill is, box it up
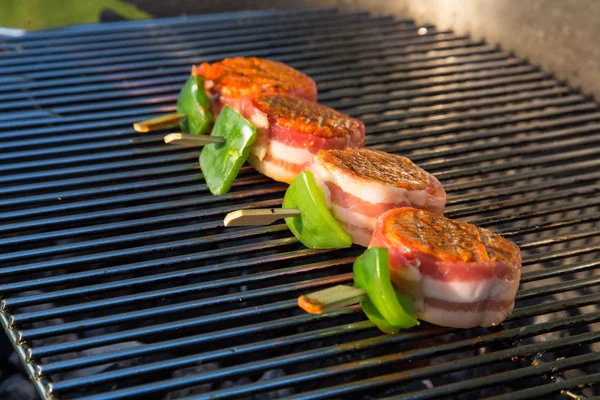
[1,7,600,400]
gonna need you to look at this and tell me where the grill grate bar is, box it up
[0,68,540,142]
[1,95,590,187]
[37,312,370,377]
[64,312,600,400]
[20,272,353,344]
[0,43,499,96]
[1,168,598,260]
[0,14,398,64]
[29,284,600,362]
[0,20,430,76]
[517,274,600,301]
[9,217,598,308]
[0,54,520,113]
[54,327,444,398]
[0,9,340,43]
[2,9,600,400]
[483,373,600,400]
[0,190,272,247]
[11,34,472,81]
[0,93,584,176]
[0,185,283,237]
[5,229,592,327]
[521,260,600,283]
[290,332,600,400]
[3,251,354,308]
[387,353,600,400]
[368,104,598,148]
[0,188,596,279]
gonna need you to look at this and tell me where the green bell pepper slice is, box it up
[199,105,257,196]
[176,74,213,135]
[360,298,401,334]
[282,171,353,249]
[354,247,419,331]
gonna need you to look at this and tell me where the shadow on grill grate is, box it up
[0,8,599,400]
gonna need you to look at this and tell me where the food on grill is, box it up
[224,148,442,248]
[309,148,445,245]
[244,94,366,184]
[134,57,362,190]
[282,170,353,248]
[353,246,420,332]
[298,208,522,333]
[197,57,318,116]
[226,169,353,249]
[371,208,522,329]
[199,105,257,195]
[133,73,213,135]
[133,57,316,135]
[176,73,213,135]
[163,95,365,194]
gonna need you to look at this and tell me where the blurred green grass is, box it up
[0,0,151,30]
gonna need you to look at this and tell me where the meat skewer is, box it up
[133,57,317,134]
[243,94,365,184]
[198,57,318,116]
[163,94,364,195]
[298,207,522,332]
[224,148,445,248]
[132,57,363,194]
[309,148,445,245]
[163,92,365,186]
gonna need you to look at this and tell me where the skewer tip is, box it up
[297,285,367,315]
[164,133,184,144]
[133,123,151,133]
[224,210,245,227]
[298,295,326,314]
[132,113,186,133]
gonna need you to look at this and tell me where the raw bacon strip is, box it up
[309,149,446,246]
[244,94,365,184]
[369,208,522,328]
[196,57,317,116]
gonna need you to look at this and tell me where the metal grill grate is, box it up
[1,8,600,400]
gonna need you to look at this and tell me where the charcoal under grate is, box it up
[0,8,599,400]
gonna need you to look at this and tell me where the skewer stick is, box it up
[164,133,225,146]
[133,113,186,133]
[224,208,301,227]
[298,285,367,314]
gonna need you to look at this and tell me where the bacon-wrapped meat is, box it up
[310,149,446,246]
[244,94,365,184]
[196,57,317,116]
[369,208,522,328]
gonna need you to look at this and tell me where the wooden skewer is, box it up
[224,208,301,227]
[133,113,186,133]
[298,285,367,314]
[164,133,225,146]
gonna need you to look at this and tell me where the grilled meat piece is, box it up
[245,94,365,184]
[196,57,317,116]
[310,149,445,246]
[370,208,522,328]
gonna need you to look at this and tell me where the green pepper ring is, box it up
[354,247,419,331]
[283,171,353,249]
[177,75,213,135]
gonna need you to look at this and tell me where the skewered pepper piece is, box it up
[282,171,353,249]
[353,247,418,332]
[199,105,257,195]
[177,74,213,135]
